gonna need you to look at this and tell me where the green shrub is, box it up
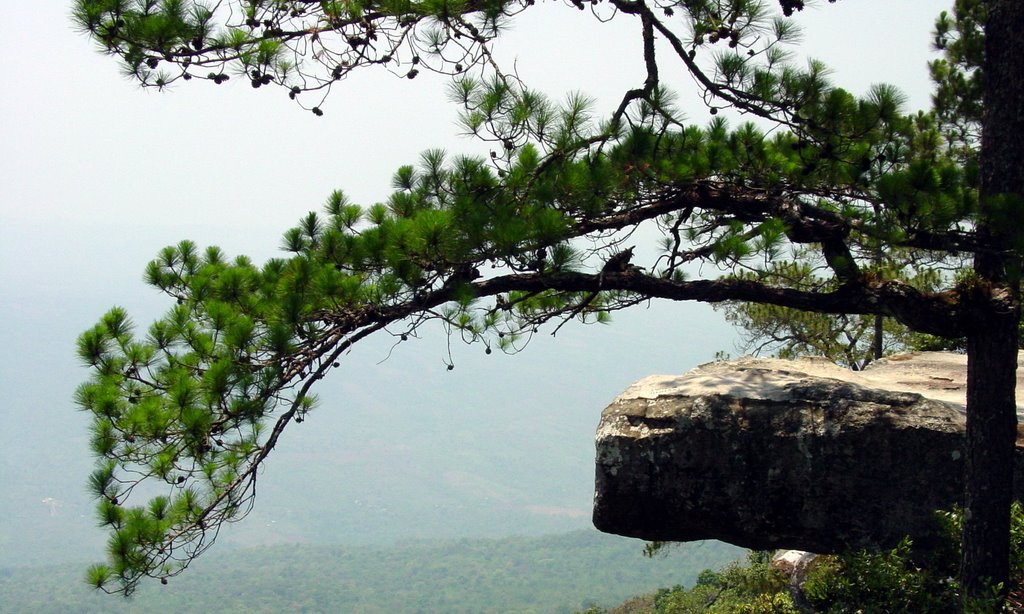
[803,502,1024,613]
[652,552,791,614]
[596,504,1024,613]
[801,538,956,613]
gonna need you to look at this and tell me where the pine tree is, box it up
[717,258,951,370]
[72,0,1022,606]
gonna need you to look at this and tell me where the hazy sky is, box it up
[0,0,947,566]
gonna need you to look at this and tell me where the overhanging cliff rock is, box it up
[592,352,1024,553]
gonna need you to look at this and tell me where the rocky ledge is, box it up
[592,352,1024,553]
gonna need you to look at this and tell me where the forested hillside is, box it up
[0,531,740,613]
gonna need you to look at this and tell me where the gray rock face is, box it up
[593,353,1024,554]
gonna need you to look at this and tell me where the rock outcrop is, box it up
[593,352,1024,553]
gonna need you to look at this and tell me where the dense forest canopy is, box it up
[73,0,1022,606]
[0,531,741,613]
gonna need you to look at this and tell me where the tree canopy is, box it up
[73,0,1022,605]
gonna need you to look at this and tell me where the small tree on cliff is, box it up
[716,261,950,370]
[73,0,1022,605]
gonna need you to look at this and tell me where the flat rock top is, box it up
[616,351,1024,412]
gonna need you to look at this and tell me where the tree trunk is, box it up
[963,320,1018,600]
[961,0,1024,604]
[872,314,883,362]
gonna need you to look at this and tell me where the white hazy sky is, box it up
[0,0,947,565]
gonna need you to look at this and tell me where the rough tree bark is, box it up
[962,0,1024,602]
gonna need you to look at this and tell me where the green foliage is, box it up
[719,256,951,369]
[82,120,788,591]
[801,504,1024,613]
[930,0,986,162]
[710,2,990,369]
[71,0,515,104]
[72,0,1007,596]
[598,505,1024,609]
[641,552,795,614]
[802,539,957,613]
[596,504,1024,614]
